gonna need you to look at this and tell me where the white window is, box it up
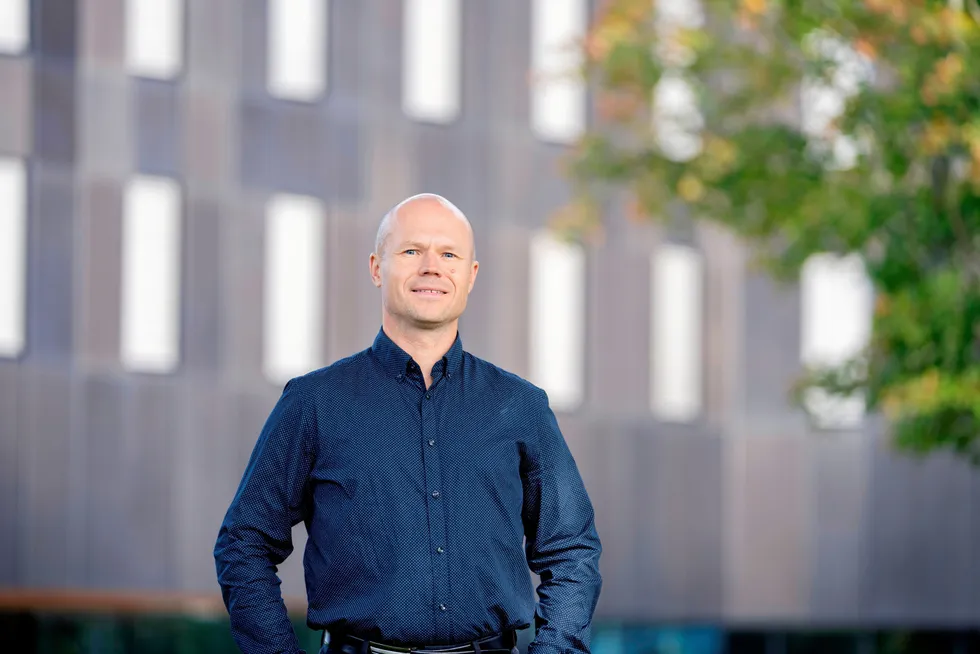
[120,176,182,373]
[529,231,585,411]
[652,73,704,162]
[800,31,874,169]
[263,194,325,384]
[652,0,704,162]
[651,243,703,422]
[800,253,873,429]
[267,0,327,101]
[530,0,588,143]
[0,157,27,358]
[0,0,29,54]
[126,0,184,79]
[402,0,461,123]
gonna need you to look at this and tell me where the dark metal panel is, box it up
[240,99,364,202]
[185,0,240,84]
[582,422,637,620]
[182,196,222,374]
[79,0,125,65]
[325,215,379,364]
[807,433,869,622]
[483,0,532,127]
[134,79,181,177]
[326,0,364,103]
[27,163,75,364]
[33,61,76,165]
[360,0,403,110]
[36,0,79,61]
[174,383,236,591]
[220,195,265,382]
[77,178,123,365]
[76,69,133,177]
[238,0,268,97]
[81,374,129,587]
[0,362,21,584]
[484,225,531,378]
[122,378,180,589]
[674,428,725,619]
[240,100,316,193]
[726,434,810,621]
[0,58,33,156]
[742,272,803,421]
[588,244,651,414]
[865,441,974,624]
[17,368,73,586]
[182,88,236,190]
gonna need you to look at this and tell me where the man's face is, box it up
[370,199,479,331]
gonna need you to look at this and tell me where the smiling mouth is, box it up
[412,289,447,295]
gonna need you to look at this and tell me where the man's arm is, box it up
[214,379,316,654]
[521,389,603,654]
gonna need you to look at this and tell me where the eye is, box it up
[443,252,457,259]
[404,249,418,255]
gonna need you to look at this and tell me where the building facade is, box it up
[0,0,978,643]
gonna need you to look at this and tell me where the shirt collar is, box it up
[372,328,464,380]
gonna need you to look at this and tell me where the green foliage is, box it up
[567,0,980,459]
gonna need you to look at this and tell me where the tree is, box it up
[562,0,980,460]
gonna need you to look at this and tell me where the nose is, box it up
[418,250,442,275]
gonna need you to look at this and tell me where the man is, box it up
[214,194,602,654]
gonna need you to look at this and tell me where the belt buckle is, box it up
[368,645,415,654]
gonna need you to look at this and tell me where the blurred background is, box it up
[1,0,979,653]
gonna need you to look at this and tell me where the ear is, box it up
[467,260,479,293]
[369,252,382,288]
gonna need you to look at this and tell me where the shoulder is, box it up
[463,352,550,409]
[281,348,374,397]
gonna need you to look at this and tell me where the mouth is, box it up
[412,289,448,296]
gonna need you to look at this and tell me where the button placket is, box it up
[419,382,450,640]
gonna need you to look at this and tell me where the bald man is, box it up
[215,195,602,654]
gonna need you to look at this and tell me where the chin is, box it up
[408,311,458,329]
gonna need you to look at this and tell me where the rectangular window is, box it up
[529,231,585,411]
[0,157,27,358]
[800,253,873,429]
[120,176,182,373]
[0,0,29,54]
[263,194,325,384]
[652,0,704,161]
[530,0,587,143]
[267,0,327,101]
[126,0,184,79]
[402,0,461,123]
[800,33,873,170]
[651,243,703,422]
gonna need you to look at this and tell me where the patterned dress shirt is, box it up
[215,328,602,653]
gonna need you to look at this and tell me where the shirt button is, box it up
[436,546,444,554]
[425,393,431,399]
[439,604,447,612]
[428,439,436,446]
[431,490,440,498]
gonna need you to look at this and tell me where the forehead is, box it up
[389,199,473,245]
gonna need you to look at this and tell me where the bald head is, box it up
[374,193,475,260]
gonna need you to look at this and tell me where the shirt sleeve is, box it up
[521,388,603,654]
[214,379,317,654]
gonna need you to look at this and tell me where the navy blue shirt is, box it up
[214,329,602,654]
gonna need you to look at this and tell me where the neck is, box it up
[382,315,458,386]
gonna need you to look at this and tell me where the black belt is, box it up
[324,629,520,654]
